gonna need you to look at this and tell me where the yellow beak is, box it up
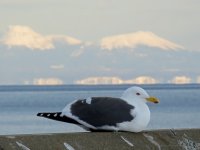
[146,96,159,104]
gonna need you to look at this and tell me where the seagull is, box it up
[37,86,159,132]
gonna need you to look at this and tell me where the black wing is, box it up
[37,112,103,131]
[70,97,135,127]
[37,112,81,125]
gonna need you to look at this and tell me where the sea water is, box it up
[0,84,200,135]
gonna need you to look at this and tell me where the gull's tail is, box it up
[37,112,110,132]
[37,112,81,125]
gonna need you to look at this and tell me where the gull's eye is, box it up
[136,92,140,96]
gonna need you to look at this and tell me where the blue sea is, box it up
[0,84,200,135]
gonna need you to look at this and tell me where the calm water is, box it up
[0,84,200,135]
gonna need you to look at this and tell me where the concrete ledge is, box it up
[0,129,200,150]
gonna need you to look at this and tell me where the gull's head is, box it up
[121,86,159,104]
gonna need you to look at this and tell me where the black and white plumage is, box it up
[37,86,159,132]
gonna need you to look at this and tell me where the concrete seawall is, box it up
[0,129,200,150]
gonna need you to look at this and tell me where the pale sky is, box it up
[0,0,200,85]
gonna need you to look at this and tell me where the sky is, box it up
[0,0,200,85]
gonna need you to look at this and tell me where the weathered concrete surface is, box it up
[0,129,200,150]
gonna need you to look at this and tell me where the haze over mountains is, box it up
[0,25,199,85]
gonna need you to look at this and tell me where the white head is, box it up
[121,86,159,104]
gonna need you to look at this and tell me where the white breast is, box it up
[118,100,150,132]
[133,102,150,132]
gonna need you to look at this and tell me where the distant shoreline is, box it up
[0,83,200,92]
